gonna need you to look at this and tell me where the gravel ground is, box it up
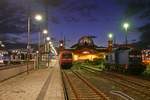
[78,69,148,100]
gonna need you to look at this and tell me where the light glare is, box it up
[108,33,113,39]
[123,22,129,31]
[35,14,42,21]
[43,29,48,34]
[46,37,50,41]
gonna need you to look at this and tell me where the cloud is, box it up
[58,0,100,22]
[50,16,60,24]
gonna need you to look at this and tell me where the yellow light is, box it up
[49,41,52,45]
[73,55,78,61]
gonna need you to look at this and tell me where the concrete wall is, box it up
[0,64,34,82]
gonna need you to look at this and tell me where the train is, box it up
[0,50,35,65]
[59,51,73,69]
[0,50,10,65]
[106,48,146,74]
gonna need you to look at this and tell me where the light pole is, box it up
[26,12,43,70]
[46,37,51,67]
[108,32,113,52]
[123,22,130,48]
[35,14,43,68]
[35,14,43,52]
[26,5,31,74]
[36,50,39,69]
[42,29,48,53]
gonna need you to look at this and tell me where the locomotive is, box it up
[59,51,73,69]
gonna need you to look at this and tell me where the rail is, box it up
[61,70,69,100]
[63,70,109,100]
[82,66,150,99]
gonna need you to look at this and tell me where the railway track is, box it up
[82,67,150,99]
[0,64,28,70]
[104,72,150,90]
[62,70,109,100]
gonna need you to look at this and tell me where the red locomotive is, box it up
[59,51,73,69]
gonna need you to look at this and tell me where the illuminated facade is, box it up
[72,48,106,61]
[70,36,108,61]
[0,50,8,63]
[142,49,150,64]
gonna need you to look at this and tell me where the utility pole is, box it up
[27,0,31,74]
[123,22,130,48]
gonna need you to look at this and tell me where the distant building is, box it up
[142,49,150,64]
[10,48,35,62]
[0,50,9,64]
[107,48,131,65]
[61,36,111,61]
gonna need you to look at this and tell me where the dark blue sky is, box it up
[13,0,144,47]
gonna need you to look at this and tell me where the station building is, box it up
[142,49,150,64]
[60,36,112,61]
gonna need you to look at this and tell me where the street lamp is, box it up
[34,14,43,51]
[43,29,48,52]
[123,22,130,47]
[46,36,50,41]
[1,44,5,47]
[107,32,113,52]
[26,13,43,71]
[49,41,51,44]
[108,32,113,40]
[60,43,63,47]
[35,14,42,21]
[34,14,43,69]
[123,22,129,31]
[43,29,48,35]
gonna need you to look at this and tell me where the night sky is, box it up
[9,0,145,47]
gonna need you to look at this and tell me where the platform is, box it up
[0,59,64,100]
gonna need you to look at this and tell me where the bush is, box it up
[143,64,150,77]
[127,64,146,75]
[92,58,104,65]
[104,63,127,73]
[72,62,83,70]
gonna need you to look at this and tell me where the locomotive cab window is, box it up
[62,53,72,59]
